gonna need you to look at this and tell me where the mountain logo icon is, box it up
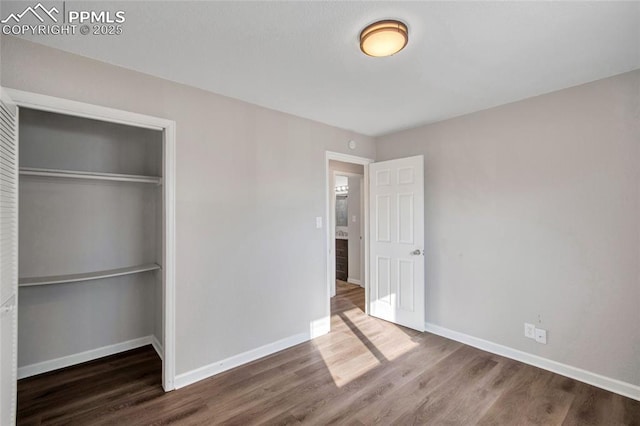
[1,3,59,24]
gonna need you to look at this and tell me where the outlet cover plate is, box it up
[535,328,547,344]
[524,323,536,339]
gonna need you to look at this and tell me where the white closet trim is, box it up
[4,90,167,131]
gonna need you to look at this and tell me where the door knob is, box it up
[411,249,422,256]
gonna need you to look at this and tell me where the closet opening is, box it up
[13,102,175,397]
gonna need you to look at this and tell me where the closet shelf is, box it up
[19,263,161,287]
[19,167,162,185]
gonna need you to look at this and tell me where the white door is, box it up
[0,89,18,425]
[369,155,424,331]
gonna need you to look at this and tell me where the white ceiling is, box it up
[7,1,640,136]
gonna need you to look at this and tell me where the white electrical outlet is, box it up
[535,328,547,344]
[524,323,536,339]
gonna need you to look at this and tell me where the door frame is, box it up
[4,89,177,391]
[325,151,373,315]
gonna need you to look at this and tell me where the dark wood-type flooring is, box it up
[18,280,640,425]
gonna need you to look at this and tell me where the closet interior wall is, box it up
[17,108,163,372]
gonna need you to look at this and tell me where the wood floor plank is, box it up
[396,357,526,426]
[17,281,640,425]
[349,346,490,424]
[477,365,575,425]
[561,377,640,426]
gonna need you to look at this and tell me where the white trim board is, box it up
[17,335,160,379]
[174,332,310,389]
[425,322,640,401]
[310,317,330,339]
[151,335,164,362]
[347,278,362,286]
[162,117,177,391]
[3,89,169,130]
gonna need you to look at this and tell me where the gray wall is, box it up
[376,70,640,387]
[19,274,155,366]
[19,179,158,276]
[1,36,375,375]
[19,108,163,176]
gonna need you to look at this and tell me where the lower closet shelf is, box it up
[19,263,161,287]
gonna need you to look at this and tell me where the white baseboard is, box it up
[425,322,640,401]
[151,334,164,361]
[174,331,310,389]
[310,317,330,339]
[347,278,362,286]
[18,335,155,379]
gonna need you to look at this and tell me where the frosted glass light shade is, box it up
[360,20,408,57]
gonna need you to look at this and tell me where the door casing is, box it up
[325,151,373,318]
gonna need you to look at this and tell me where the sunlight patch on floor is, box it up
[315,307,420,387]
[339,307,420,361]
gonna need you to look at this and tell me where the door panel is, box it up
[0,90,18,425]
[376,256,391,303]
[398,259,415,311]
[369,155,424,331]
[375,195,391,242]
[398,193,414,244]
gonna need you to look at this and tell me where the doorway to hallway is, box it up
[328,159,366,298]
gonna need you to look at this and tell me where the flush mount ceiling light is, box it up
[360,20,408,57]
